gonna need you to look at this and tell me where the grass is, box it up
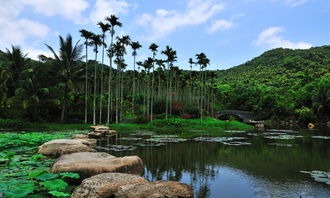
[109,117,254,137]
[25,123,91,131]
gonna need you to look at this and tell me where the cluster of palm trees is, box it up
[75,15,213,124]
[0,14,215,123]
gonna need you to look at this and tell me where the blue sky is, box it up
[1,0,329,70]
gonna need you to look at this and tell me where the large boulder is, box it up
[115,180,194,198]
[38,139,96,157]
[71,173,148,198]
[71,173,193,198]
[51,152,144,178]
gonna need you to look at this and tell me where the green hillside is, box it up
[214,46,330,121]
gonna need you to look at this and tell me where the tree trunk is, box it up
[93,51,98,125]
[84,41,88,123]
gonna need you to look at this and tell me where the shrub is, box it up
[0,118,27,129]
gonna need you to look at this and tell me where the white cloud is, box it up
[89,0,136,23]
[255,26,312,49]
[21,0,89,24]
[285,0,309,7]
[137,0,225,40]
[0,18,50,48]
[25,49,54,60]
[208,19,234,33]
[272,0,309,7]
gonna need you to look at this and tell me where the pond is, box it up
[96,127,330,198]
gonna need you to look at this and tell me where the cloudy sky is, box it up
[1,0,329,70]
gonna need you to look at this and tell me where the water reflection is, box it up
[98,128,330,198]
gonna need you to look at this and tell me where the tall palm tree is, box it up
[46,34,83,122]
[97,22,110,124]
[105,15,122,124]
[161,46,177,119]
[79,29,93,123]
[112,40,126,123]
[196,53,210,121]
[130,41,142,115]
[149,43,158,121]
[90,34,103,125]
[188,58,195,104]
[155,59,165,99]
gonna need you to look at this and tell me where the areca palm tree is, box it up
[46,34,83,122]
[196,53,210,121]
[97,22,110,123]
[149,43,158,121]
[130,41,142,114]
[105,15,122,124]
[161,46,177,119]
[79,29,93,123]
[155,59,165,99]
[90,34,103,125]
[188,58,195,104]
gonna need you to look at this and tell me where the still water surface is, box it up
[98,128,330,198]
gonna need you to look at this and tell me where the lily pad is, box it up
[224,130,246,133]
[267,129,298,133]
[247,133,260,137]
[193,136,246,142]
[311,136,330,140]
[119,137,143,141]
[131,132,154,136]
[222,141,251,146]
[268,143,294,147]
[263,134,302,140]
[146,137,186,143]
[94,145,136,152]
[134,142,166,147]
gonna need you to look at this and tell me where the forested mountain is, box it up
[214,46,330,121]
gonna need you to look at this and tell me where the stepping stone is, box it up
[50,152,144,178]
[71,173,193,198]
[38,139,96,157]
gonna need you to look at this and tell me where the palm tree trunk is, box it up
[107,33,114,124]
[132,55,136,115]
[99,35,105,124]
[61,85,68,122]
[84,41,88,123]
[93,51,98,125]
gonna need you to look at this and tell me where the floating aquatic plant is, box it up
[300,170,330,185]
[311,136,330,140]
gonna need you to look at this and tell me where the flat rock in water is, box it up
[71,173,193,198]
[72,134,97,146]
[50,152,144,178]
[38,139,96,157]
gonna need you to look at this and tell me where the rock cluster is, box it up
[71,173,193,198]
[37,126,193,197]
[88,125,116,138]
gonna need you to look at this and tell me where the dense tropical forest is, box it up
[0,15,329,125]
